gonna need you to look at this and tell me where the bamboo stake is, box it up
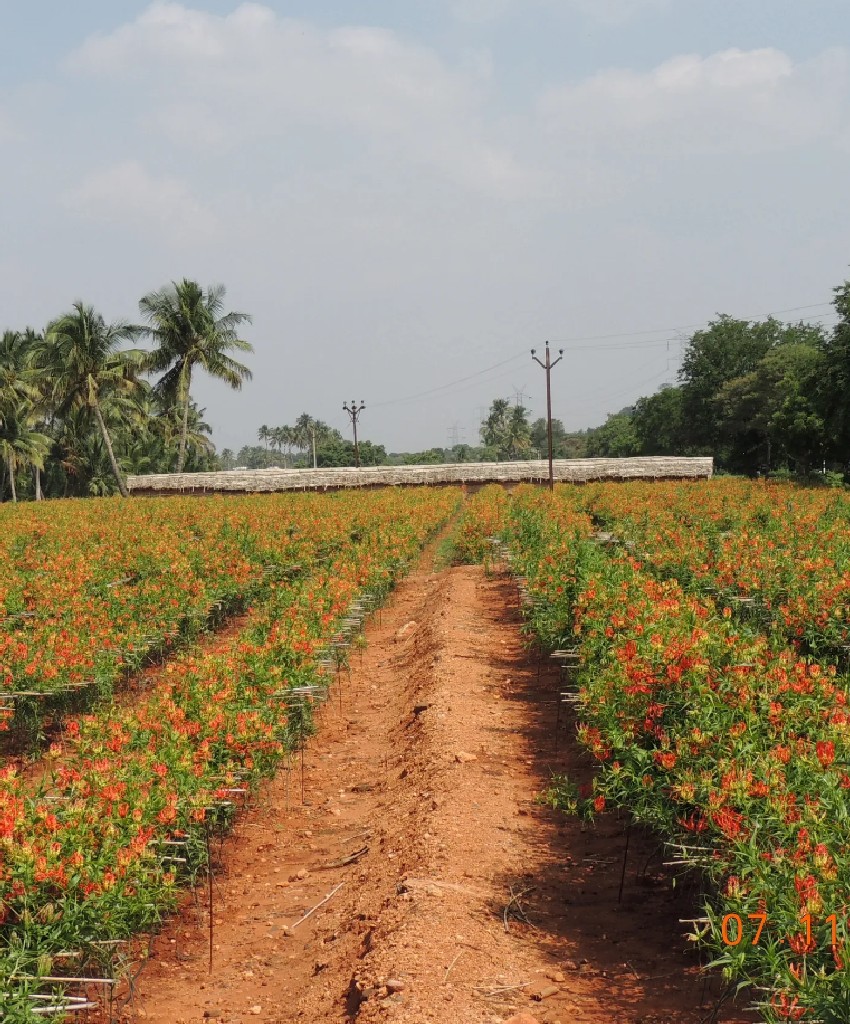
[290,882,345,930]
[618,823,631,904]
[206,821,214,974]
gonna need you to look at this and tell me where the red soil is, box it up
[123,553,756,1024]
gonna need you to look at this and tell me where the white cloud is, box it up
[539,47,849,154]
[65,3,543,200]
[451,0,669,25]
[5,4,850,452]
[63,160,219,244]
[64,6,849,209]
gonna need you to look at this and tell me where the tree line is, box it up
[0,281,252,501]
[477,277,850,477]
[233,272,850,475]
[586,279,850,477]
[7,275,850,500]
[224,416,387,470]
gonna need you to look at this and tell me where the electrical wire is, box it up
[369,298,840,411]
[369,352,527,409]
[569,367,675,412]
[547,301,835,346]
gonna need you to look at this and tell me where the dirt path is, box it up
[128,554,754,1024]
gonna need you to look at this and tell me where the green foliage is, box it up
[529,417,589,459]
[433,531,459,569]
[582,283,850,477]
[317,438,387,467]
[631,386,686,456]
[585,410,640,457]
[542,774,601,820]
[677,316,829,474]
[140,280,253,473]
[402,447,444,465]
[0,283,251,502]
[480,398,533,460]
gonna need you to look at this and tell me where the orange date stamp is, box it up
[721,912,844,953]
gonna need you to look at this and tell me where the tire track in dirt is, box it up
[128,551,755,1024]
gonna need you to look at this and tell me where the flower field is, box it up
[586,480,850,657]
[0,497,299,734]
[0,492,443,740]
[0,488,457,1021]
[460,481,850,1023]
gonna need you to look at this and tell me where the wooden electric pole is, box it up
[343,400,366,468]
[531,343,563,492]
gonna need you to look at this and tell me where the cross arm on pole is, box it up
[530,342,563,493]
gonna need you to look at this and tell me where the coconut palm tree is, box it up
[139,280,253,473]
[0,330,51,501]
[38,302,147,498]
[0,404,50,502]
[270,425,290,466]
[292,413,313,464]
[20,329,53,499]
[0,331,37,416]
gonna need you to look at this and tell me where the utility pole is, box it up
[531,342,563,492]
[311,425,317,469]
[343,400,366,468]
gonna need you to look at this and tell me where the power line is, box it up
[366,298,840,412]
[569,366,674,412]
[369,352,526,409]
[547,301,835,347]
[550,311,840,354]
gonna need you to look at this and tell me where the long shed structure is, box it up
[127,456,713,495]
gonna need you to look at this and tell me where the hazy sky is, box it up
[3,2,850,452]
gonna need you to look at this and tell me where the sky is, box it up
[2,1,850,453]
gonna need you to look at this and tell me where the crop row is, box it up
[0,488,458,1021]
[462,483,850,1023]
[586,479,850,658]
[0,494,386,742]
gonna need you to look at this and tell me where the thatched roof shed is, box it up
[127,456,713,495]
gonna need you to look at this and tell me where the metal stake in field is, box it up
[205,820,214,974]
[531,343,564,492]
[278,685,328,803]
[342,400,366,468]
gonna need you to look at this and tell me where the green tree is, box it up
[402,448,444,465]
[818,281,850,468]
[0,330,49,501]
[679,316,787,459]
[449,444,473,463]
[140,280,253,473]
[316,437,386,467]
[0,330,38,418]
[37,303,146,497]
[716,340,826,474]
[0,425,48,502]
[631,386,686,456]
[530,416,579,459]
[481,398,532,460]
[0,331,50,503]
[124,394,216,476]
[481,398,510,452]
[585,409,640,457]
